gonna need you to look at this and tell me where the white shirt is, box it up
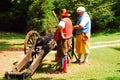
[58,21,65,28]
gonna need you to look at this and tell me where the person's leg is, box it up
[56,41,63,71]
[83,33,90,64]
[78,54,82,63]
[63,56,67,73]
[83,53,88,64]
[61,55,67,73]
[61,39,70,72]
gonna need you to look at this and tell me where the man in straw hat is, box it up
[74,6,91,64]
[54,9,73,73]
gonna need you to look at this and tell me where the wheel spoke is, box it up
[30,35,34,44]
[28,38,33,44]
[24,30,40,54]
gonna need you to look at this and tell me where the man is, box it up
[74,6,91,64]
[54,9,73,73]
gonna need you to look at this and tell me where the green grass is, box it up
[0,32,120,50]
[20,46,120,80]
[0,32,25,50]
[89,47,120,80]
[91,32,120,42]
[28,46,120,80]
[0,32,25,39]
[0,32,120,80]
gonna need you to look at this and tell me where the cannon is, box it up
[5,30,78,80]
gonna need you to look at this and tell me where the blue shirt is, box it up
[74,12,91,36]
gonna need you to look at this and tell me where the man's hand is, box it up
[74,25,83,29]
[74,25,79,29]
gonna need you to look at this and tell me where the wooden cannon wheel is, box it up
[24,30,40,54]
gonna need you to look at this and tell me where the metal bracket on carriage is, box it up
[48,39,57,50]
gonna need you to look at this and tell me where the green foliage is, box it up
[0,32,25,50]
[0,0,32,32]
[88,0,116,32]
[27,0,56,34]
[53,0,79,23]
[53,0,119,33]
[0,0,120,33]
[112,0,120,31]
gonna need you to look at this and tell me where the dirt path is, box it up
[0,51,24,78]
[91,40,120,49]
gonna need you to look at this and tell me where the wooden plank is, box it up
[11,45,35,72]
[27,50,44,74]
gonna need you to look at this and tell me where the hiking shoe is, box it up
[80,61,90,65]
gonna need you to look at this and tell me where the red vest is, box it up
[54,18,73,41]
[62,18,73,39]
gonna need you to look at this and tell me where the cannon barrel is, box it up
[35,33,54,46]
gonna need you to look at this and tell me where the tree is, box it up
[0,0,32,33]
[53,0,118,33]
[87,0,116,32]
[0,0,119,33]
[111,0,120,32]
[27,0,56,35]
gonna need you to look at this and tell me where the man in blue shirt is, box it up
[74,6,91,64]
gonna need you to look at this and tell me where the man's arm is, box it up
[74,16,89,29]
[58,20,65,39]
[74,25,83,29]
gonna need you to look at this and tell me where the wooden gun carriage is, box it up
[5,30,78,80]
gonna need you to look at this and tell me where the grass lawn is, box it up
[0,32,25,50]
[27,46,120,80]
[0,32,120,80]
[91,32,120,42]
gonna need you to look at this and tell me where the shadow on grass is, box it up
[32,62,67,80]
[31,77,52,80]
[35,62,59,74]
[117,63,120,73]
[0,32,25,40]
[0,41,23,50]
[105,77,120,80]
[110,47,120,51]
[0,32,25,50]
[1,77,53,80]
[117,70,120,73]
[88,77,120,80]
[0,41,10,50]
[117,63,120,65]
[31,77,66,80]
